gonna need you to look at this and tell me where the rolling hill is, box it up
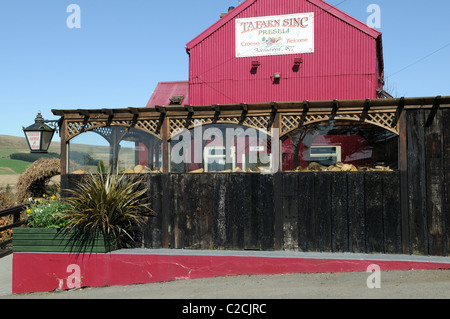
[0,135,60,175]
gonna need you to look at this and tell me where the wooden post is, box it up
[270,103,282,173]
[161,114,169,174]
[398,110,410,254]
[59,119,67,176]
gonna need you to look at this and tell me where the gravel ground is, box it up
[2,268,450,299]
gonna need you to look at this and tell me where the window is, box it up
[68,127,162,174]
[204,146,236,172]
[282,120,399,171]
[170,124,273,173]
[308,145,342,166]
[169,95,184,105]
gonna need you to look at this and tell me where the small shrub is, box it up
[64,170,153,248]
[26,195,71,229]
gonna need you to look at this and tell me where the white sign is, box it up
[236,12,315,58]
[26,131,41,151]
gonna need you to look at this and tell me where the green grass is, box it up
[0,135,60,175]
[0,158,31,174]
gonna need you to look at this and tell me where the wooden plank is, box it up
[60,119,68,176]
[161,115,169,173]
[347,172,365,253]
[167,174,179,249]
[0,204,28,218]
[314,173,332,252]
[280,173,299,251]
[365,172,384,253]
[13,230,115,253]
[0,221,25,233]
[382,171,402,254]
[424,109,445,256]
[13,245,112,253]
[0,238,12,248]
[241,173,259,250]
[406,110,428,255]
[243,173,258,250]
[144,174,163,248]
[331,173,349,253]
[160,174,171,249]
[13,239,111,247]
[297,172,316,252]
[442,109,450,256]
[260,173,274,250]
[273,173,284,250]
[226,174,244,249]
[398,111,410,254]
[213,173,227,249]
[182,173,198,249]
[199,173,214,250]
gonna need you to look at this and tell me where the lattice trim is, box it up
[281,112,398,136]
[66,119,161,141]
[169,116,271,138]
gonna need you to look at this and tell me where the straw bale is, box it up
[15,158,61,203]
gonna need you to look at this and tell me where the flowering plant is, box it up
[26,195,71,229]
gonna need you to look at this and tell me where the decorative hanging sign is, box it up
[236,12,315,58]
[25,131,42,151]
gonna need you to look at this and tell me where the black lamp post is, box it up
[23,111,56,153]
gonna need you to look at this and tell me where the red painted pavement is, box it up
[12,252,450,294]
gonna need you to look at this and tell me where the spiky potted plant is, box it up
[63,169,153,252]
[14,169,153,253]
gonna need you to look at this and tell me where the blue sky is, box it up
[1,0,449,139]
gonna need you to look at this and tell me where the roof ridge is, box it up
[186,0,258,50]
[186,0,381,51]
[306,0,381,38]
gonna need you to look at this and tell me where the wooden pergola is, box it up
[52,95,449,175]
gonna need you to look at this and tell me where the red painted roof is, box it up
[307,0,381,38]
[186,0,258,51]
[186,0,381,51]
[146,81,189,107]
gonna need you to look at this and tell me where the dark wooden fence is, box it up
[61,108,450,257]
[136,172,402,254]
[0,204,27,258]
[64,172,402,254]
[400,108,450,256]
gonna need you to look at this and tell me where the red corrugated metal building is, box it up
[147,0,385,107]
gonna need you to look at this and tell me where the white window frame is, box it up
[309,145,342,164]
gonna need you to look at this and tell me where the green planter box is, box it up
[13,228,117,253]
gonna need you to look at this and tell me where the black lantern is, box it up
[23,111,56,153]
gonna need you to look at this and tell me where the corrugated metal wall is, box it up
[187,0,381,105]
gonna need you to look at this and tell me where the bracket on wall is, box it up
[425,95,442,127]
[268,102,278,129]
[156,106,167,134]
[184,105,194,128]
[360,99,371,122]
[392,97,405,128]
[212,104,221,123]
[239,103,248,124]
[128,107,140,129]
[102,108,114,126]
[77,109,90,132]
[300,100,310,125]
[330,100,339,120]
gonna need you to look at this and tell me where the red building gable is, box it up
[148,0,384,107]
